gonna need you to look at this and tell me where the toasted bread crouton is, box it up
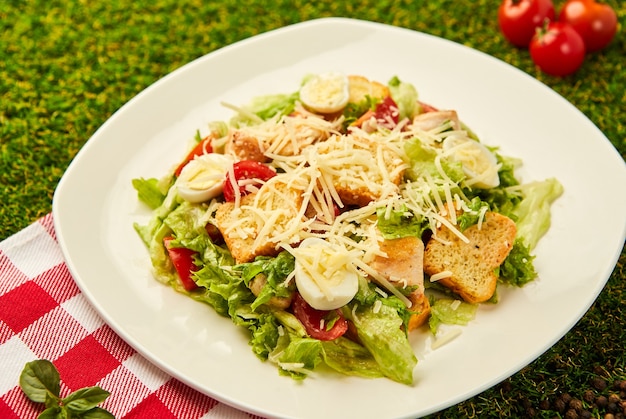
[423,212,517,304]
[314,134,406,207]
[368,236,430,330]
[214,178,304,263]
[348,75,389,105]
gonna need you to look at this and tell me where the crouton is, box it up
[214,179,304,263]
[423,211,517,304]
[314,134,406,207]
[348,75,389,105]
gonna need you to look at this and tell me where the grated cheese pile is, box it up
[208,99,496,302]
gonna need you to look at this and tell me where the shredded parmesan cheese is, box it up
[431,328,463,350]
[212,93,500,316]
[430,270,453,282]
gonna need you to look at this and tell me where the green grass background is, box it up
[1,0,624,417]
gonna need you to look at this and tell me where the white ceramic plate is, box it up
[53,18,626,419]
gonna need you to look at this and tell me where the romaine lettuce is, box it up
[404,137,465,183]
[132,177,166,210]
[388,76,419,121]
[344,303,417,385]
[230,92,299,127]
[428,298,477,334]
[499,240,536,286]
[238,251,296,310]
[321,337,384,379]
[376,204,426,239]
[511,177,563,250]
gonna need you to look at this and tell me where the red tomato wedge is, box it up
[353,96,400,128]
[222,160,277,202]
[174,135,214,177]
[291,292,348,341]
[373,96,400,126]
[163,237,199,291]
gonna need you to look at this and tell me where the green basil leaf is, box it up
[78,407,116,419]
[62,387,111,413]
[37,406,64,419]
[45,391,60,409]
[19,359,61,403]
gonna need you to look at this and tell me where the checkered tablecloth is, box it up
[0,213,262,419]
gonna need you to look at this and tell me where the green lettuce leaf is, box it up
[269,332,322,380]
[499,240,537,286]
[345,304,417,385]
[230,92,299,126]
[321,337,384,379]
[511,177,564,250]
[428,298,477,334]
[376,204,426,239]
[193,243,246,318]
[163,201,212,242]
[388,76,419,121]
[247,313,281,360]
[238,252,296,310]
[132,177,166,209]
[342,96,378,128]
[455,197,489,231]
[496,153,522,188]
[132,186,181,283]
[404,137,464,183]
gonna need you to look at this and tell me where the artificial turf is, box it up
[1,1,624,417]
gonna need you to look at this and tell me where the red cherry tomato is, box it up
[559,0,618,52]
[373,96,400,126]
[291,292,348,341]
[498,0,556,47]
[222,160,277,202]
[174,135,213,177]
[352,96,400,129]
[530,21,586,76]
[163,237,199,291]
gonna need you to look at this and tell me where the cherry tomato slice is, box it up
[174,135,214,177]
[163,237,199,291]
[530,21,586,77]
[373,96,400,126]
[291,292,348,341]
[352,96,400,128]
[498,0,556,47]
[559,0,618,52]
[222,160,276,202]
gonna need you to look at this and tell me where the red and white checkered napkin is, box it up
[0,214,262,419]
